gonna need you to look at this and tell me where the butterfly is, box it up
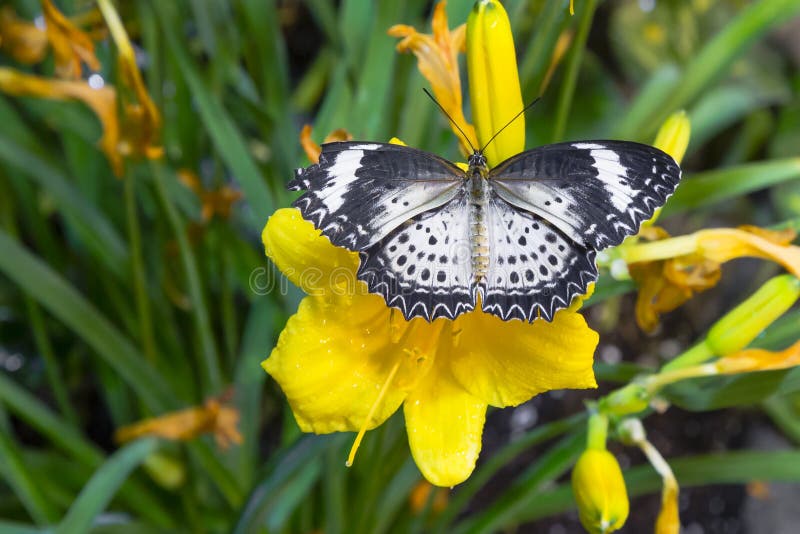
[289,140,681,322]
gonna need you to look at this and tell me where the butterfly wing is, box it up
[481,193,598,322]
[290,142,465,251]
[358,188,475,321]
[488,141,681,249]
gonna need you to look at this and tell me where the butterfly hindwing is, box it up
[357,189,474,321]
[290,142,464,250]
[489,141,681,249]
[481,193,598,321]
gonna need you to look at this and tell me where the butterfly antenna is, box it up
[422,88,477,153]
[479,97,541,153]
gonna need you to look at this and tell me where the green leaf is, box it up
[0,429,59,525]
[55,438,159,534]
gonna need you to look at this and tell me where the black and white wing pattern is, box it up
[290,142,464,250]
[481,193,598,322]
[489,141,681,249]
[358,189,474,320]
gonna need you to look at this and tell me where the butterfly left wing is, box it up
[488,141,681,249]
[290,142,465,251]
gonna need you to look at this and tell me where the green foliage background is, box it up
[1,0,800,532]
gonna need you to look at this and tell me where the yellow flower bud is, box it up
[571,449,630,534]
[652,110,691,166]
[142,451,186,489]
[466,0,524,166]
[707,274,800,356]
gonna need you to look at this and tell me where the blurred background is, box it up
[1,0,800,532]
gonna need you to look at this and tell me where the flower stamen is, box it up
[346,357,403,467]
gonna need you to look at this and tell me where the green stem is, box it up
[661,341,715,371]
[150,161,222,393]
[550,0,598,143]
[586,412,608,450]
[124,173,158,363]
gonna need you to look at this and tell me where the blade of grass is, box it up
[0,429,60,525]
[151,161,222,394]
[518,0,570,98]
[0,135,128,278]
[55,438,159,534]
[629,0,800,139]
[433,413,586,532]
[458,431,586,534]
[663,158,800,216]
[151,0,275,228]
[0,230,175,412]
[550,0,598,143]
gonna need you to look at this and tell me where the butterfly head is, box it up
[467,151,488,172]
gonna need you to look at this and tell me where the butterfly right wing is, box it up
[358,188,475,321]
[290,142,465,251]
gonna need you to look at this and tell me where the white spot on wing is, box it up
[350,144,381,150]
[589,149,634,212]
[572,142,605,149]
[323,150,363,211]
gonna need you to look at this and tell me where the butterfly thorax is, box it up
[467,152,490,284]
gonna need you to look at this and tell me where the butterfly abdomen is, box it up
[468,169,490,284]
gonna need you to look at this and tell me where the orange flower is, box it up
[178,169,243,222]
[409,480,449,514]
[388,1,477,156]
[115,396,243,450]
[714,340,800,374]
[0,6,48,64]
[299,124,352,163]
[41,0,101,79]
[0,67,119,170]
[626,226,798,331]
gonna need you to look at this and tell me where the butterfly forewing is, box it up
[290,142,464,250]
[481,194,598,321]
[488,141,681,249]
[358,190,474,320]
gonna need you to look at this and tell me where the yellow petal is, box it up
[655,480,680,534]
[263,295,407,434]
[448,309,598,407]
[262,208,360,295]
[404,360,487,487]
[467,0,524,166]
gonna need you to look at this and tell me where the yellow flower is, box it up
[571,449,629,533]
[467,0,524,165]
[115,396,243,450]
[262,209,598,486]
[389,1,477,157]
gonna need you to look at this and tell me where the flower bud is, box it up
[466,0,524,166]
[572,449,629,534]
[653,110,691,165]
[707,274,800,356]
